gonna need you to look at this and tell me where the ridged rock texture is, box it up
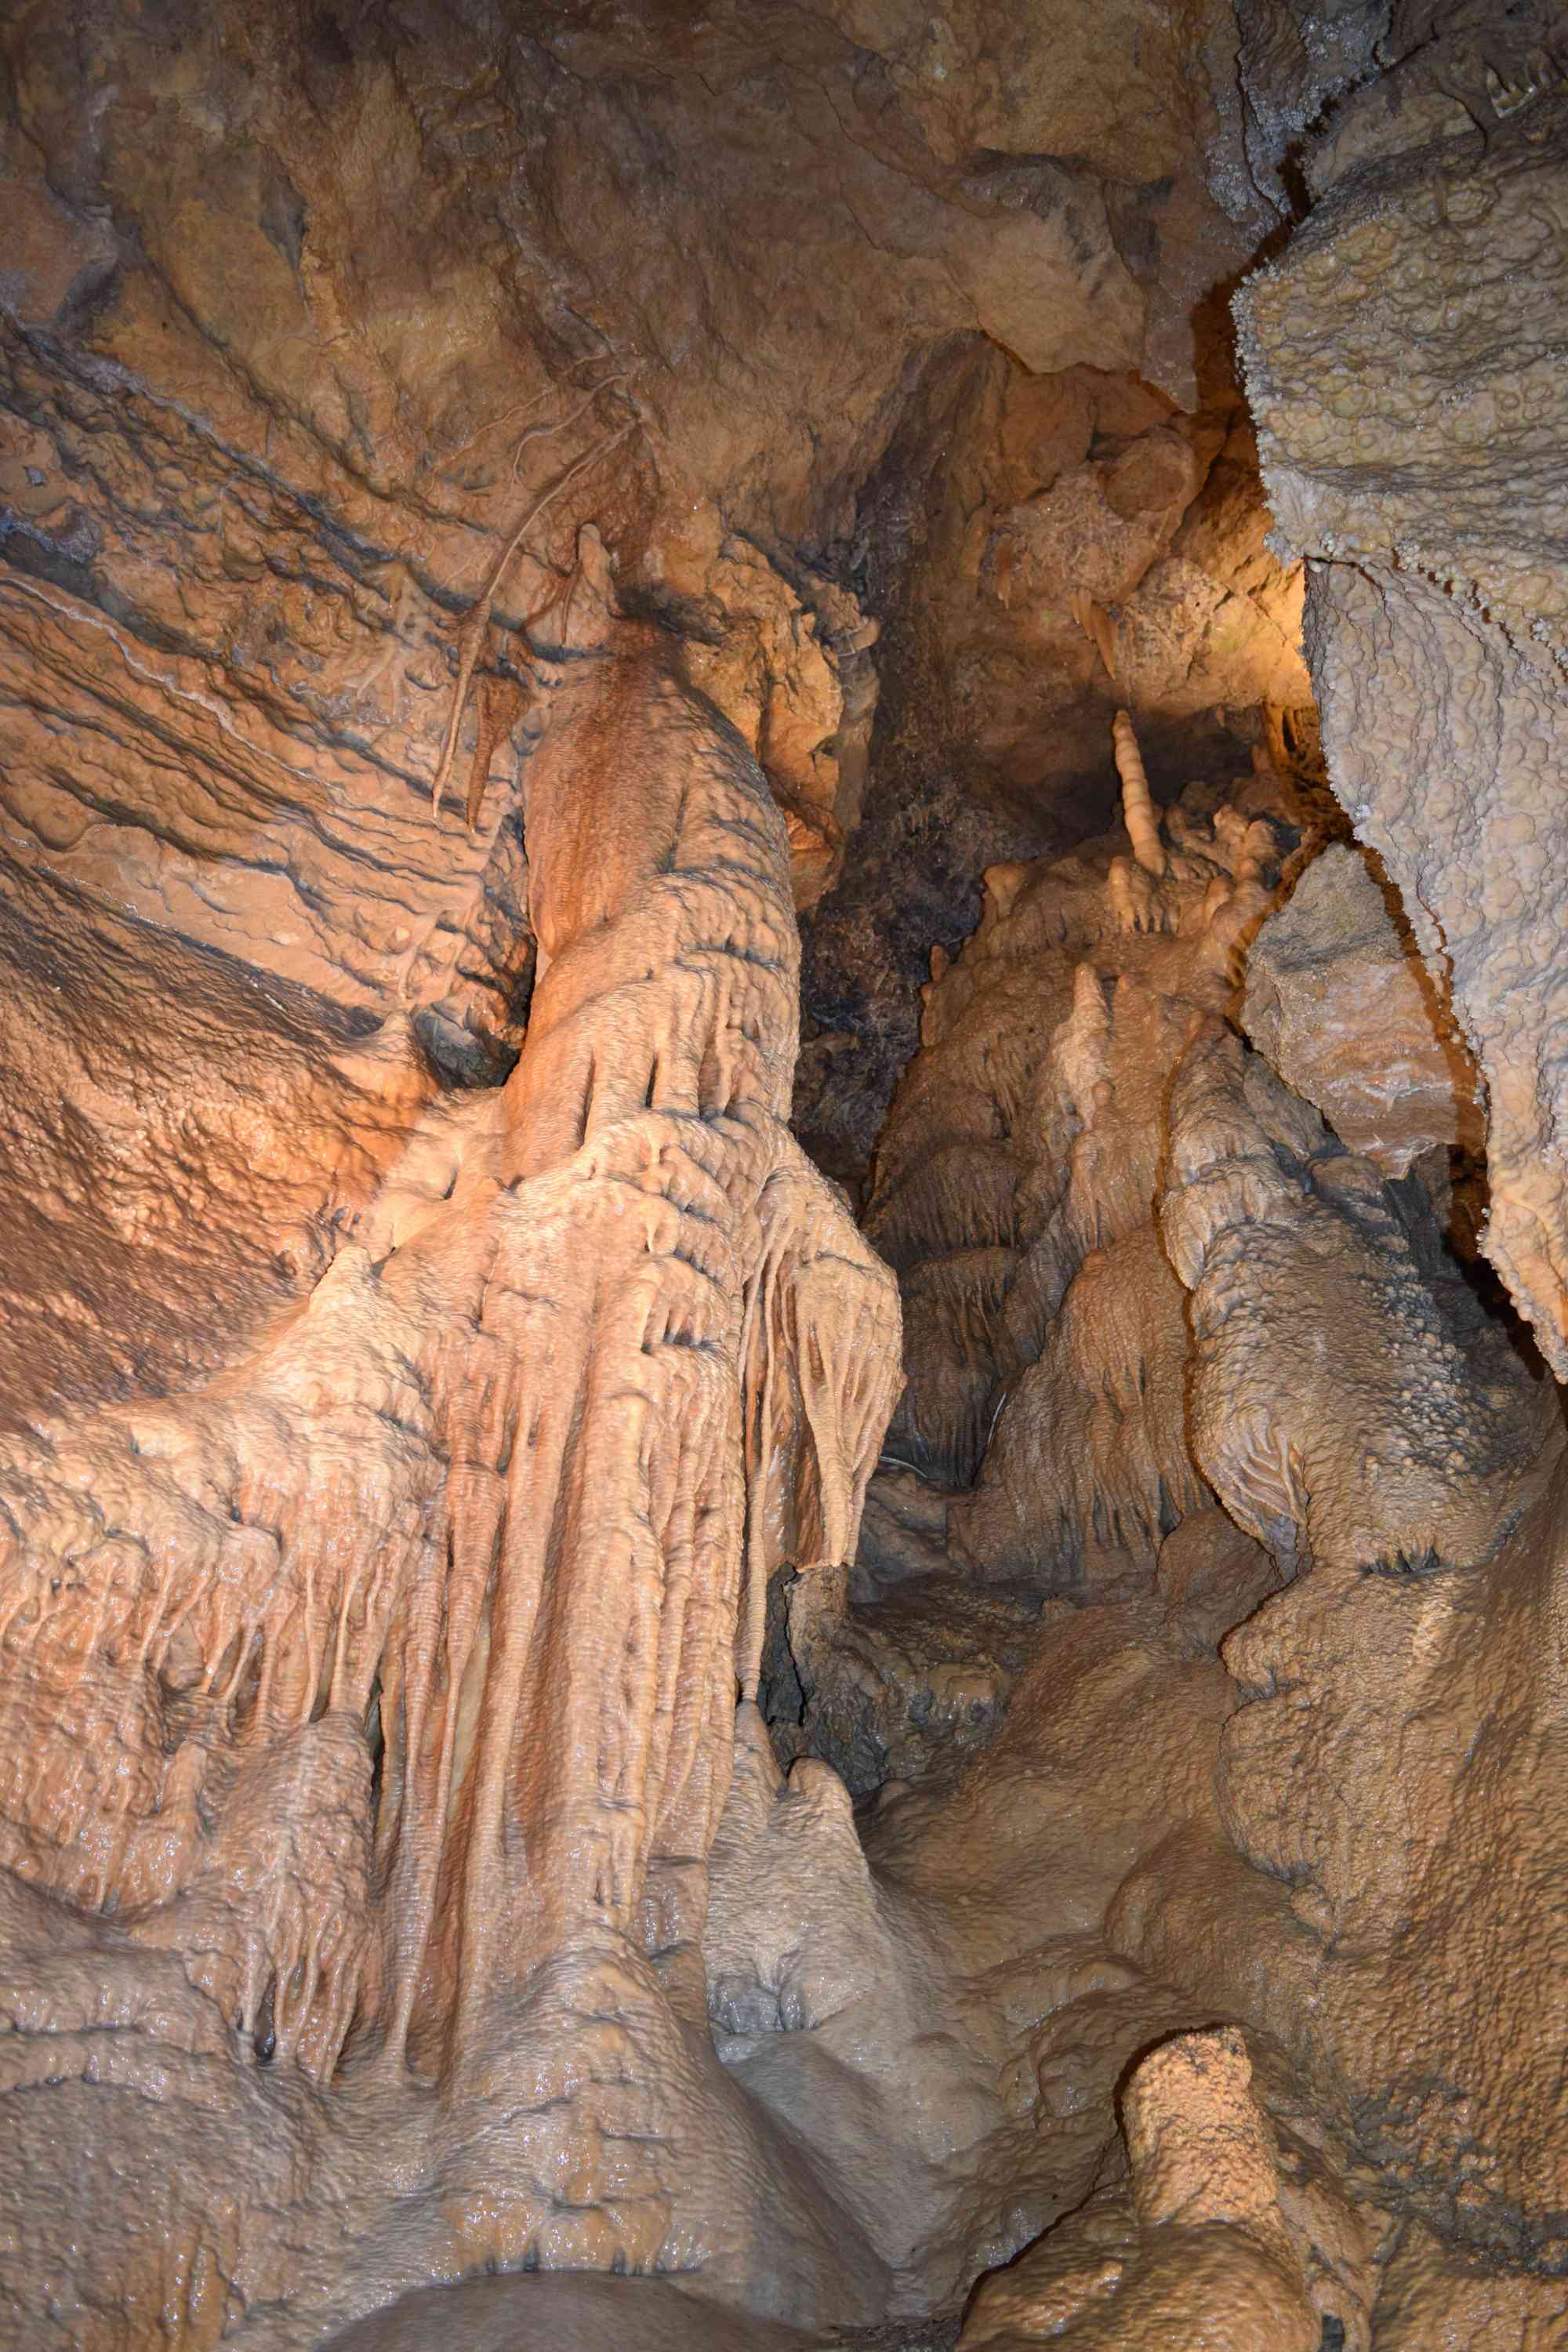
[0,528,899,2347]
[8,4,1568,2351]
[863,733,1294,1542]
[1238,85,1568,1380]
[758,692,1568,2347]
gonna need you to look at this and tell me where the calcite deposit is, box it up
[4,4,1568,2350]
[1237,82,1568,1377]
[1241,840,1484,1178]
[0,518,901,2349]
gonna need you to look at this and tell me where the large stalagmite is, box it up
[0,525,900,2347]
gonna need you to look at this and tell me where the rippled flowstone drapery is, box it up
[0,532,901,2350]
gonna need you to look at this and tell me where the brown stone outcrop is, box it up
[865,717,1296,1588]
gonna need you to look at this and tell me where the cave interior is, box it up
[2,2,1568,2347]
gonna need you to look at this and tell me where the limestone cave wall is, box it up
[2,5,1568,2351]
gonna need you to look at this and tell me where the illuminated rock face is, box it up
[1241,841,1484,1181]
[0,0,1265,1070]
[0,530,900,2348]
[6,7,1568,2350]
[865,729,1297,1538]
[1237,93,1568,1379]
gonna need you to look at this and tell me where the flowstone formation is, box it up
[7,4,1568,2349]
[750,712,1567,2347]
[0,527,899,2348]
[863,723,1293,1519]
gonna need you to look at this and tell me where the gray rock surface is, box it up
[1243,844,1483,1178]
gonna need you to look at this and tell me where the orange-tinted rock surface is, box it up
[0,530,900,2347]
[768,704,1566,2346]
[865,724,1296,1542]
[4,5,1568,2350]
[861,344,1312,809]
[796,346,1316,1166]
